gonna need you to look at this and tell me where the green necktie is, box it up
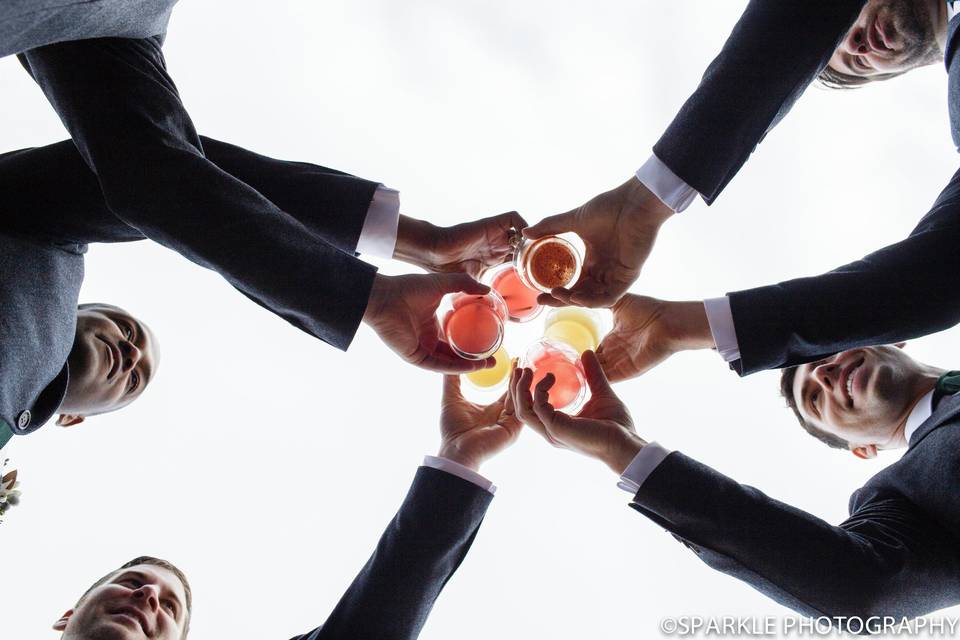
[0,419,11,450]
[933,370,960,409]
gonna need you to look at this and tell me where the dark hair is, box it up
[816,65,908,89]
[779,366,850,450]
[78,556,192,638]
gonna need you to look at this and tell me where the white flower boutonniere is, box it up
[0,458,21,523]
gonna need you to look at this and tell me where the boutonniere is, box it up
[0,458,21,523]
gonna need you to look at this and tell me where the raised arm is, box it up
[510,351,960,619]
[523,1,865,307]
[292,376,522,640]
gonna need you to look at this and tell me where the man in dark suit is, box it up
[4,2,517,383]
[0,135,523,450]
[510,347,960,619]
[50,374,522,640]
[523,0,960,389]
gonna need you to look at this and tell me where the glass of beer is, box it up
[514,234,583,294]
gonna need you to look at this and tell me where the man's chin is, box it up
[85,618,142,640]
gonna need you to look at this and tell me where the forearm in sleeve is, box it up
[653,0,864,203]
[20,37,375,349]
[630,452,960,618]
[299,466,493,640]
[727,172,960,374]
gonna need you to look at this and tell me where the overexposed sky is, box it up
[2,2,958,638]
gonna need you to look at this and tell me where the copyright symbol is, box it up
[660,617,677,635]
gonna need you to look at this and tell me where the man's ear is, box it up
[851,444,878,459]
[894,342,907,349]
[56,414,85,427]
[53,609,74,631]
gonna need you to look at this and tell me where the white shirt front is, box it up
[904,389,936,444]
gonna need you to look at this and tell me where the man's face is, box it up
[828,0,944,79]
[792,346,920,448]
[57,565,187,640]
[60,305,159,418]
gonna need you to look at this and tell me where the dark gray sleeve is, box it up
[0,137,379,254]
[291,467,493,640]
[726,168,960,375]
[630,452,960,619]
[19,37,375,350]
[653,0,865,203]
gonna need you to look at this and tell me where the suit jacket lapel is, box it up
[908,393,960,449]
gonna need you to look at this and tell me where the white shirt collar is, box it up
[949,1,959,21]
[904,389,936,444]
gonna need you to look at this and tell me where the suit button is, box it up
[16,411,30,429]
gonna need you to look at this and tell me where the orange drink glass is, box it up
[441,291,508,360]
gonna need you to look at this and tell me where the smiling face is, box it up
[57,564,189,640]
[791,346,930,450]
[826,0,945,83]
[59,304,159,422]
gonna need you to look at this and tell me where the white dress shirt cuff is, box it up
[355,185,400,258]
[422,455,497,494]
[704,296,741,363]
[634,154,699,213]
[617,442,672,494]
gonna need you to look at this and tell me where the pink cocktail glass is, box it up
[522,339,587,412]
[442,291,508,360]
[486,264,543,323]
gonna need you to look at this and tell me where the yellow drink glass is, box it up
[464,345,511,390]
[544,308,602,354]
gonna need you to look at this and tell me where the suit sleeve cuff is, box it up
[422,455,496,495]
[355,185,400,258]
[704,296,741,363]
[634,154,699,213]
[617,442,672,493]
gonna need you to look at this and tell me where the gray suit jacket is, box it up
[0,232,83,440]
[630,393,960,619]
[0,0,176,58]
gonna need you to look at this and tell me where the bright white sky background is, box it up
[2,2,959,638]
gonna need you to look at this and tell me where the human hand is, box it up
[510,350,645,474]
[523,178,673,308]
[394,212,527,278]
[596,295,715,383]
[362,273,497,373]
[437,375,523,471]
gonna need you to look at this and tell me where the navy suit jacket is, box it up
[291,467,493,640]
[657,1,960,375]
[629,393,960,619]
[727,15,960,375]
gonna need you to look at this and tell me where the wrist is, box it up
[437,442,481,473]
[664,301,716,351]
[603,430,647,475]
[362,273,388,325]
[621,177,674,228]
[393,215,440,270]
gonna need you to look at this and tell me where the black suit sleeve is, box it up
[630,452,960,619]
[0,137,379,254]
[653,0,865,203]
[726,169,960,375]
[290,467,493,640]
[19,37,376,350]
